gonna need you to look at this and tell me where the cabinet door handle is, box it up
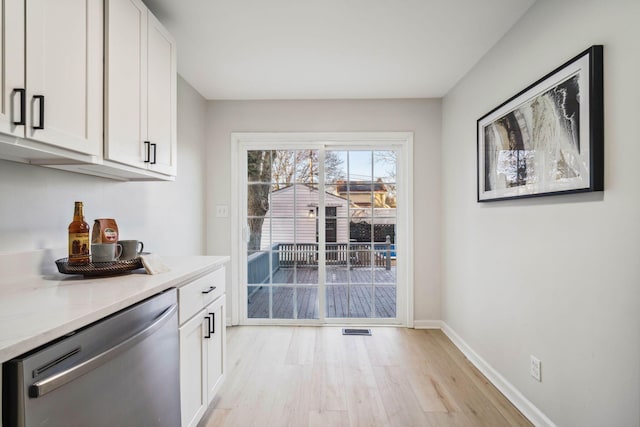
[150,143,157,164]
[33,95,45,129]
[204,316,211,339]
[201,286,216,294]
[209,312,215,334]
[13,88,26,125]
[144,141,151,163]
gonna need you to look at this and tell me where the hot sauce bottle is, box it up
[68,201,90,265]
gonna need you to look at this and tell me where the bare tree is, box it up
[247,151,272,250]
[374,151,397,207]
[270,151,295,190]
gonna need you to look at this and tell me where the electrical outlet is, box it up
[216,205,229,218]
[530,355,541,382]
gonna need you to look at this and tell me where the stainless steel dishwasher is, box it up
[2,288,180,427]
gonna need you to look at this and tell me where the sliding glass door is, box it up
[239,135,408,325]
[246,149,321,320]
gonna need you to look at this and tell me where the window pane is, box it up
[349,285,372,318]
[247,217,271,251]
[296,285,318,319]
[247,150,272,183]
[269,217,294,246]
[349,151,372,181]
[374,258,396,284]
[296,265,318,284]
[272,262,295,285]
[374,285,396,318]
[247,251,271,286]
[269,184,295,217]
[272,150,296,185]
[272,286,294,319]
[248,286,270,318]
[326,284,348,318]
[295,149,319,184]
[326,264,348,284]
[374,150,396,183]
[325,151,347,184]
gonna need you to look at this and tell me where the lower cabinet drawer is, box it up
[178,267,225,324]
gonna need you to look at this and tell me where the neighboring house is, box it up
[335,179,394,208]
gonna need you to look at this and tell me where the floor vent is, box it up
[342,328,372,336]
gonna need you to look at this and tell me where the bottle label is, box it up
[69,233,90,257]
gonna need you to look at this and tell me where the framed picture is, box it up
[477,45,603,202]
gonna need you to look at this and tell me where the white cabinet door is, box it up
[205,297,226,404]
[147,12,177,176]
[179,307,208,427]
[0,0,25,138]
[105,0,148,168]
[25,0,102,155]
[105,0,176,176]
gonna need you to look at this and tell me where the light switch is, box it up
[216,205,229,217]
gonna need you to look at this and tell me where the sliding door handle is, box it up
[13,88,26,125]
[33,95,45,129]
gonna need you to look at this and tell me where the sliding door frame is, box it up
[230,132,414,327]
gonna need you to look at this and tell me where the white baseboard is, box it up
[413,319,443,329]
[440,322,557,427]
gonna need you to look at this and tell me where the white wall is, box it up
[0,76,208,256]
[441,1,640,426]
[205,99,442,322]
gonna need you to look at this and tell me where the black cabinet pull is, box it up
[150,143,157,164]
[33,95,45,129]
[204,316,211,339]
[13,88,26,125]
[201,286,216,294]
[144,141,150,163]
[209,313,215,334]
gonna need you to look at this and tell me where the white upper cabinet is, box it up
[0,0,102,156]
[0,0,25,138]
[147,12,177,176]
[104,0,148,169]
[105,0,177,176]
[25,0,102,155]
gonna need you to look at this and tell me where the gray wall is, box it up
[205,99,442,322]
[0,76,208,256]
[441,0,640,425]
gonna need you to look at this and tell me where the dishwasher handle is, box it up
[29,303,178,398]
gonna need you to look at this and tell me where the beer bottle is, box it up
[68,201,90,265]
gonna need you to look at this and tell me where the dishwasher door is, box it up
[2,288,180,427]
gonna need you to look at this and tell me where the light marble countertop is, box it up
[0,250,229,364]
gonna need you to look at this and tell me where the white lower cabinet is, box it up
[178,268,226,427]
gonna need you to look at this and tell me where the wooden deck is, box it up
[248,266,396,319]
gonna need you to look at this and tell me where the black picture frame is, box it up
[477,45,603,202]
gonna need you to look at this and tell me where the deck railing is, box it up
[277,241,391,269]
[248,239,393,286]
[247,244,279,285]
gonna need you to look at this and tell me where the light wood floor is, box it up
[198,326,532,427]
